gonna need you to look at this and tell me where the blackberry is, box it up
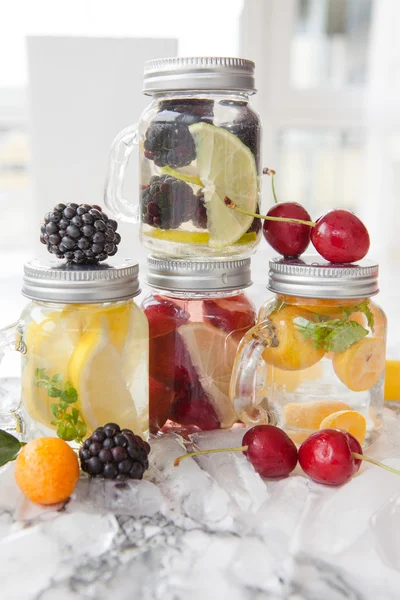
[158,99,214,125]
[144,122,196,168]
[142,175,197,230]
[246,205,262,234]
[80,423,150,480]
[40,203,121,264]
[192,193,208,230]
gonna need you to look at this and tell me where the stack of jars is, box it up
[105,57,262,436]
[105,57,387,446]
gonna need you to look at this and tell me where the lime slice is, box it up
[189,123,258,248]
[68,317,143,435]
[161,166,203,187]
[143,229,257,245]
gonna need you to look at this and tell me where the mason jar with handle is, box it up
[230,256,386,448]
[0,258,148,441]
[105,57,262,259]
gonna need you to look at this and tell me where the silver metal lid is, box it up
[22,258,140,304]
[143,57,256,94]
[146,256,252,292]
[268,255,379,299]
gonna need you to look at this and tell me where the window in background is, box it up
[275,128,363,215]
[291,0,373,89]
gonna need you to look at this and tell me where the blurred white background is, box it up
[1,0,400,350]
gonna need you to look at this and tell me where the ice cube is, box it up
[189,428,269,514]
[371,490,400,571]
[70,476,164,517]
[148,435,232,529]
[295,457,400,555]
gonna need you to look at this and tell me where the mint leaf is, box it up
[35,368,47,379]
[76,421,87,439]
[48,387,62,398]
[325,321,368,353]
[61,387,78,404]
[50,404,59,419]
[36,379,51,389]
[0,430,23,467]
[71,408,79,424]
[52,373,64,385]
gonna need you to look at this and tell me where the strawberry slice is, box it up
[203,294,256,340]
[143,295,189,339]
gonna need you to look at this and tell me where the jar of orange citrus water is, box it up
[230,256,386,447]
[0,259,148,441]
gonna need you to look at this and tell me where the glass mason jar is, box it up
[231,256,386,447]
[0,259,149,440]
[141,256,257,436]
[105,57,262,259]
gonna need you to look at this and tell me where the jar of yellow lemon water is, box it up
[230,256,386,447]
[0,259,148,441]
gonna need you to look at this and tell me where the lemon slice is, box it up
[319,410,367,445]
[143,229,257,245]
[68,318,143,435]
[177,322,238,428]
[189,123,258,248]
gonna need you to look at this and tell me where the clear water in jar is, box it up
[252,297,387,447]
[142,290,256,436]
[139,94,262,259]
[20,301,149,440]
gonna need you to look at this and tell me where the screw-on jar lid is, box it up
[268,256,379,299]
[143,57,256,94]
[22,258,140,304]
[146,256,252,292]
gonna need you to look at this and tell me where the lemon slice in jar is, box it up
[68,316,143,435]
[189,123,258,248]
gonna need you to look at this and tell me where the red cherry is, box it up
[242,425,298,478]
[171,394,220,431]
[263,202,312,258]
[143,295,189,339]
[311,209,370,263]
[298,429,362,486]
[202,294,256,339]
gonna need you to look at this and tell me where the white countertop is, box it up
[1,378,400,600]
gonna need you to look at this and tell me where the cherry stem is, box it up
[263,168,278,204]
[174,445,248,467]
[353,452,400,476]
[224,197,316,227]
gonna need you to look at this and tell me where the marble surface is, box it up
[1,386,400,599]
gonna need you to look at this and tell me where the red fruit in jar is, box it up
[143,295,189,339]
[149,377,175,432]
[298,429,362,486]
[311,209,370,263]
[263,202,312,258]
[242,425,298,478]
[149,331,178,384]
[203,294,256,339]
[171,394,220,431]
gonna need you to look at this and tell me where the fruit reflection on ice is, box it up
[144,293,256,434]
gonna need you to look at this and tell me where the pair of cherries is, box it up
[175,425,400,487]
[226,169,370,263]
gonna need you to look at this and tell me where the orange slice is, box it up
[177,322,238,428]
[261,305,325,371]
[384,359,400,401]
[319,410,367,445]
[284,400,352,431]
[332,337,385,392]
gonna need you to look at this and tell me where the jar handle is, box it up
[0,322,25,434]
[104,123,140,223]
[230,321,275,426]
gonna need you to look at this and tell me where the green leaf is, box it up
[71,408,79,424]
[0,430,23,467]
[35,368,47,379]
[59,400,67,410]
[61,387,78,404]
[63,423,78,442]
[56,422,67,440]
[76,421,87,438]
[325,321,368,353]
[52,373,64,385]
[36,379,51,389]
[48,387,62,398]
[50,404,59,419]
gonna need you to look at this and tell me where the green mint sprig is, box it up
[0,429,25,467]
[34,368,87,443]
[294,301,375,354]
